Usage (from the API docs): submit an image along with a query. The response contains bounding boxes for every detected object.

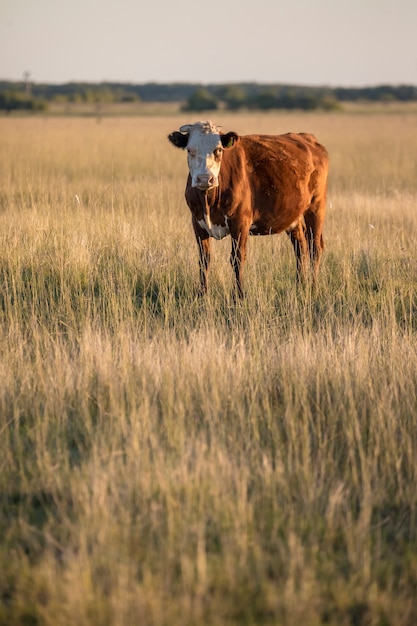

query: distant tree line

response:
[0,89,48,113]
[182,86,342,112]
[1,80,416,113]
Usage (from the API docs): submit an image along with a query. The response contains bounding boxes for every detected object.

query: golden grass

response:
[1,112,417,626]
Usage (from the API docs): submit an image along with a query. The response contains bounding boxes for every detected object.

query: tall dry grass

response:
[1,112,417,626]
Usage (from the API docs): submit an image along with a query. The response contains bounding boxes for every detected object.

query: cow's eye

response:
[187,149,196,157]
[214,148,223,160]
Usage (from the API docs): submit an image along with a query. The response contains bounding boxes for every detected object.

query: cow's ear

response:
[221,132,239,149]
[168,131,189,149]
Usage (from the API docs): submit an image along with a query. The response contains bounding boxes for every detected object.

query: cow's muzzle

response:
[195,174,218,190]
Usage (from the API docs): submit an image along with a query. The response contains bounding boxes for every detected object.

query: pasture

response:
[1,111,417,626]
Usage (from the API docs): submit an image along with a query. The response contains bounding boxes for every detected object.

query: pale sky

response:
[1,0,416,86]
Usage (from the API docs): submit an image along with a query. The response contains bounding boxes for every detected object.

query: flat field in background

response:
[1,111,417,626]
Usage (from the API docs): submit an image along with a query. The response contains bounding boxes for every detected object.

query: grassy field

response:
[1,111,417,626]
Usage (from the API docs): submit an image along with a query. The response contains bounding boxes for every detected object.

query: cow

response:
[168,120,329,298]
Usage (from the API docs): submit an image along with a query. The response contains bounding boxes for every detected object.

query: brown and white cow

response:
[168,120,329,298]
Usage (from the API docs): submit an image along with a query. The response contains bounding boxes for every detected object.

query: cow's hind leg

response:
[287,218,309,281]
[304,200,325,280]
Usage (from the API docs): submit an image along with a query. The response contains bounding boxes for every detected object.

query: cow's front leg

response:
[230,228,249,299]
[197,236,211,295]
[192,216,211,295]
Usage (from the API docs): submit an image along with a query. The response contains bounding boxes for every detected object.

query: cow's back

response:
[238,132,328,180]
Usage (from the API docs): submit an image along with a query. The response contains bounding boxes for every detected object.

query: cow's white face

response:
[168,121,238,191]
[186,126,223,190]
